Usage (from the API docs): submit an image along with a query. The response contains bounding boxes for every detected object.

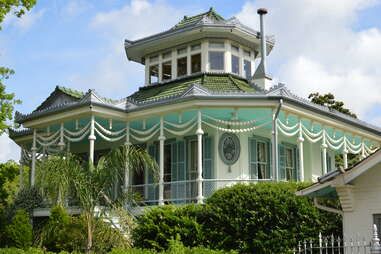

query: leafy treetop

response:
[0,0,37,29]
[308,92,357,118]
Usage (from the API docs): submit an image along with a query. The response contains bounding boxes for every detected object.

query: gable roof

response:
[296,149,381,198]
[35,86,84,111]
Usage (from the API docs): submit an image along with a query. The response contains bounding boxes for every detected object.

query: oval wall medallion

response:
[218,132,240,165]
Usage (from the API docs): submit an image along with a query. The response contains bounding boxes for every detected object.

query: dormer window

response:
[244,60,251,79]
[191,53,201,73]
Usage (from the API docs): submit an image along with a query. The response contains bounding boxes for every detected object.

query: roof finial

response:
[209,7,214,12]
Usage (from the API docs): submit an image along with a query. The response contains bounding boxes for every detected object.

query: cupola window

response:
[244,59,251,79]
[231,55,240,75]
[209,41,224,49]
[162,61,172,81]
[177,56,187,77]
[209,51,224,71]
[162,51,172,59]
[149,64,159,84]
[191,43,201,51]
[191,53,201,74]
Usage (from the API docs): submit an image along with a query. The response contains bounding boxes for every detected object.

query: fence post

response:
[371,224,381,254]
[319,232,323,254]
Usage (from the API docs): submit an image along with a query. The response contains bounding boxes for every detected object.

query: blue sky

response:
[1,0,381,161]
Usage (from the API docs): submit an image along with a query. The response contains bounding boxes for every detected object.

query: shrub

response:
[4,209,32,249]
[40,206,84,252]
[9,187,43,218]
[202,182,341,253]
[132,182,341,253]
[132,205,204,251]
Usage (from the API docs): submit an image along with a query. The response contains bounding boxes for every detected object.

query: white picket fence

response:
[294,225,381,254]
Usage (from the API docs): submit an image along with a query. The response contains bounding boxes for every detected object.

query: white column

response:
[322,129,328,175]
[343,138,348,169]
[298,121,304,182]
[196,110,204,204]
[88,115,96,164]
[58,122,65,150]
[225,40,231,73]
[202,40,209,72]
[272,110,279,181]
[124,122,131,191]
[171,48,177,79]
[31,129,37,186]
[158,117,166,205]
[186,46,191,75]
[145,58,150,85]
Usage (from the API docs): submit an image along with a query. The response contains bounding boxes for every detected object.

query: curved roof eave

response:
[15,94,381,137]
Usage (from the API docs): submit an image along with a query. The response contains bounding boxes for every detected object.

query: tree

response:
[36,145,158,253]
[4,209,33,249]
[308,92,357,118]
[0,161,19,210]
[0,0,37,133]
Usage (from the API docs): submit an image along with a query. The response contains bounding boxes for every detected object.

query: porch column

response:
[31,129,37,186]
[88,115,96,164]
[196,110,204,204]
[158,117,166,205]
[124,122,131,191]
[322,130,328,175]
[272,109,279,181]
[297,121,304,182]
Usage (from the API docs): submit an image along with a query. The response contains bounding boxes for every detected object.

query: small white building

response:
[297,149,381,240]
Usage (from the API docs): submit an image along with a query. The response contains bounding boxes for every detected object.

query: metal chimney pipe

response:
[257,8,268,76]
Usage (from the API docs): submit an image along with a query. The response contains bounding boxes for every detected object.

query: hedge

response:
[132,182,342,253]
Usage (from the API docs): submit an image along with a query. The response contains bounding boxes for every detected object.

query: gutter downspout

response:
[272,99,283,182]
[314,198,343,215]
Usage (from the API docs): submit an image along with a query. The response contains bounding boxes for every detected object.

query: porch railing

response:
[129,178,272,205]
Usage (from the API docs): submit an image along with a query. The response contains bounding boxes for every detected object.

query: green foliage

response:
[4,209,32,249]
[40,206,84,252]
[132,205,204,251]
[308,92,357,118]
[0,0,36,27]
[0,161,20,210]
[10,187,43,216]
[133,183,341,253]
[203,182,341,253]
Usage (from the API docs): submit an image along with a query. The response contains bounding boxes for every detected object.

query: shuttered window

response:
[249,136,271,180]
[279,142,299,181]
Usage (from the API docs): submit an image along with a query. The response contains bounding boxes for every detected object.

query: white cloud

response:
[61,0,93,17]
[236,0,381,120]
[3,9,45,31]
[0,134,20,163]
[66,0,187,98]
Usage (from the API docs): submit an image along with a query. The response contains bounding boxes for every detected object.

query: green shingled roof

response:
[173,7,225,29]
[57,86,84,99]
[128,73,256,104]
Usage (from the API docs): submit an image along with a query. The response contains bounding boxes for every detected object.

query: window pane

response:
[177,57,187,77]
[191,53,201,73]
[209,51,224,70]
[285,148,293,168]
[162,61,172,81]
[257,142,266,163]
[244,60,251,79]
[209,41,224,49]
[231,55,240,74]
[149,65,159,84]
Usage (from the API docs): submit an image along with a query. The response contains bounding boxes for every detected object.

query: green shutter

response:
[249,138,257,179]
[203,136,213,198]
[278,144,286,180]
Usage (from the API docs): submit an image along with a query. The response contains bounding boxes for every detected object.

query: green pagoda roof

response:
[127,72,257,104]
[173,7,225,29]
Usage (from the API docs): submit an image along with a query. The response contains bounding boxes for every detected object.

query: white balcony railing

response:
[129,178,272,205]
